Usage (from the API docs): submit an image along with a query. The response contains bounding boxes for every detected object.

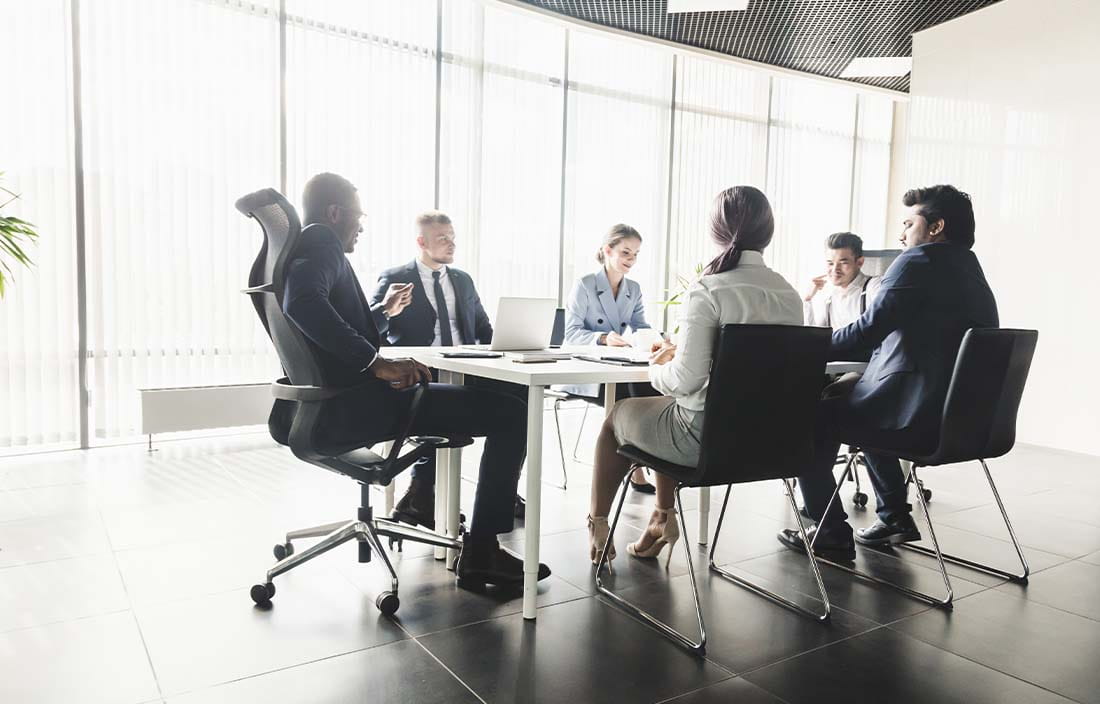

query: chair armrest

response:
[272,377,378,402]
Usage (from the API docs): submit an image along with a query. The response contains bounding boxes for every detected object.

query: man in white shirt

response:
[803,232,882,332]
[369,212,525,528]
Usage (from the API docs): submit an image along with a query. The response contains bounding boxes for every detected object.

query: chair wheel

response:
[273,542,294,560]
[375,591,400,616]
[922,488,932,502]
[250,582,275,605]
[853,492,868,508]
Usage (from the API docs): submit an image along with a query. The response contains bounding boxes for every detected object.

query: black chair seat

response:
[617,445,695,483]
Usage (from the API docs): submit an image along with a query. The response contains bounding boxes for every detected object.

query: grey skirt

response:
[608,396,705,467]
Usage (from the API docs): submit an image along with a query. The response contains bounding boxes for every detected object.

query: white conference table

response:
[380,345,867,620]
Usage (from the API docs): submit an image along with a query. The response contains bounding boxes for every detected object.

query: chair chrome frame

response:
[595,477,707,655]
[710,479,831,623]
[546,392,598,490]
[811,456,1029,610]
[595,475,832,657]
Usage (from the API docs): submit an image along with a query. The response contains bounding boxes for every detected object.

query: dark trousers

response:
[410,376,528,490]
[796,394,934,537]
[325,381,527,537]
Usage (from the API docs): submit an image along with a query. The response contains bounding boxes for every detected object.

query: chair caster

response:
[250,582,275,605]
[273,542,294,560]
[852,492,868,508]
[922,488,932,502]
[375,591,400,616]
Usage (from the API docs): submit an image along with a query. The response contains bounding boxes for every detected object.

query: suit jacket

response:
[564,269,650,345]
[831,242,999,436]
[282,223,385,388]
[562,269,652,396]
[369,260,493,346]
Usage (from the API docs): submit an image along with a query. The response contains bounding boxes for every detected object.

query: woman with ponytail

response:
[586,186,803,565]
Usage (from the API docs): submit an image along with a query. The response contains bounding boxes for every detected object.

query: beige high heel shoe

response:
[588,515,616,565]
[627,507,680,568]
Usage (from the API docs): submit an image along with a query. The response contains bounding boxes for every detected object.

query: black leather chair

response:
[815,328,1038,608]
[600,324,833,655]
[236,188,472,616]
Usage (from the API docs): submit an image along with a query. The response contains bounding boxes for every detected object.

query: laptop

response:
[464,297,558,352]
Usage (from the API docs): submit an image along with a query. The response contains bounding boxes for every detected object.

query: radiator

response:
[140,383,273,436]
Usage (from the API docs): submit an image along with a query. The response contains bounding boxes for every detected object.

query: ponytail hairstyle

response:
[704,186,774,275]
[595,223,642,264]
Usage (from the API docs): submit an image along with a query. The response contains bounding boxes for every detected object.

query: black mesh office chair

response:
[599,324,833,655]
[815,328,1038,608]
[236,188,472,616]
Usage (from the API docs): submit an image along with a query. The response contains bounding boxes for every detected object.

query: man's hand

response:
[802,275,826,302]
[370,357,431,389]
[649,340,676,365]
[381,283,414,317]
[604,331,630,347]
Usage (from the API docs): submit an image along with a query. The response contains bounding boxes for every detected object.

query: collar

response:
[738,250,765,267]
[416,259,447,278]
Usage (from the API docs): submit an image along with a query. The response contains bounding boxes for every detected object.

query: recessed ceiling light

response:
[840,57,913,78]
[666,0,750,13]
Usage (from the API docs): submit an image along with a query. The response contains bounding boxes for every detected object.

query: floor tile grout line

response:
[101,505,167,704]
[880,621,1090,704]
[402,591,597,641]
[652,675,794,704]
[736,623,892,680]
[409,636,490,704]
[0,606,135,637]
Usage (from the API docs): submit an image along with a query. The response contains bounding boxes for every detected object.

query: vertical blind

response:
[0,0,79,450]
[0,0,898,452]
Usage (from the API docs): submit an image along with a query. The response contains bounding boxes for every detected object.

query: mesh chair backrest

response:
[930,328,1038,464]
[550,308,566,347]
[235,188,327,388]
[687,324,831,487]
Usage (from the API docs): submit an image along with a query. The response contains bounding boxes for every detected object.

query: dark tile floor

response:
[1,410,1098,704]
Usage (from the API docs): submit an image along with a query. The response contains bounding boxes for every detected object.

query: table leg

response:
[434,371,453,561]
[447,373,464,568]
[698,487,710,546]
[523,384,545,620]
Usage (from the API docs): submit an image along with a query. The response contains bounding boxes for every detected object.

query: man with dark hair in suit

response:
[779,184,999,559]
[281,173,548,587]
[370,211,527,529]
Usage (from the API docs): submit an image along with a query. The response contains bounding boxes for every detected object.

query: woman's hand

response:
[649,340,676,365]
[604,331,630,347]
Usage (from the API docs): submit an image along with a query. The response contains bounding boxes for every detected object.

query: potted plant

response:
[0,174,38,297]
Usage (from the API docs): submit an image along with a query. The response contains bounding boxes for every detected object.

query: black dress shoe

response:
[391,479,435,530]
[629,478,656,494]
[455,537,550,589]
[777,525,856,562]
[854,515,921,547]
[514,495,526,519]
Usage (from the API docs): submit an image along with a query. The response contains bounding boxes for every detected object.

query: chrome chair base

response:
[595,478,706,655]
[252,505,462,614]
[710,479,831,623]
[595,476,833,657]
[811,457,1029,609]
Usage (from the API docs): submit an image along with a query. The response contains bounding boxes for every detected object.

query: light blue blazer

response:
[562,269,651,397]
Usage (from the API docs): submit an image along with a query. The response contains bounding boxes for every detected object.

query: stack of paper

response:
[504,350,573,363]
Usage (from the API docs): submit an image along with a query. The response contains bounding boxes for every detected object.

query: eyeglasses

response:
[335,204,366,220]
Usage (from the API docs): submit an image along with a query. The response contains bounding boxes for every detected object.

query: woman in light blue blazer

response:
[565,223,660,493]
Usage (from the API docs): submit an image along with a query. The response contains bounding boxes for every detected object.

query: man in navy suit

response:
[369,212,526,529]
[779,185,999,560]
[281,174,548,587]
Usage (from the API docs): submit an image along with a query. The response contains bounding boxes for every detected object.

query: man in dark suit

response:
[280,173,549,587]
[369,212,526,529]
[779,185,999,560]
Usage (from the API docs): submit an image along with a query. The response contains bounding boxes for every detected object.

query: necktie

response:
[432,270,454,346]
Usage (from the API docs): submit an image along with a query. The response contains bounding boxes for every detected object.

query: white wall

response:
[901,0,1100,455]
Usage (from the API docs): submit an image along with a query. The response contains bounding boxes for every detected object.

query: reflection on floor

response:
[2,405,1099,704]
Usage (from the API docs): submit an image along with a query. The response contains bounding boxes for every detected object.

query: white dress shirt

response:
[803,271,882,331]
[649,250,803,412]
[416,259,464,346]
